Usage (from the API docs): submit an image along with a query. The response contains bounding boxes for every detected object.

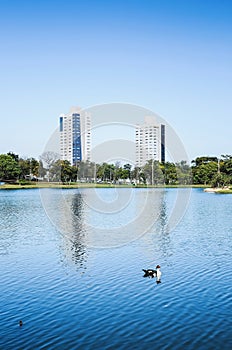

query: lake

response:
[0,188,232,349]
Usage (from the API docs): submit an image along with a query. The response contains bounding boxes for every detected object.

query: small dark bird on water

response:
[19,320,23,327]
[142,265,161,281]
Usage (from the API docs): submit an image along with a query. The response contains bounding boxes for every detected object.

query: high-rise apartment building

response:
[59,107,91,165]
[135,116,165,167]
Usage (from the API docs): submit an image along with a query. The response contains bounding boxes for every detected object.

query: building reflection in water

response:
[82,188,168,249]
[155,199,173,261]
[40,188,187,268]
[138,189,174,265]
[40,189,88,270]
[68,193,88,268]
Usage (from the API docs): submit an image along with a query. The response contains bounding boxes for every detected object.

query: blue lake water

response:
[0,188,232,349]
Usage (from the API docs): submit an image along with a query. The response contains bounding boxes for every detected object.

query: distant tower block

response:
[135,116,165,167]
[59,107,91,165]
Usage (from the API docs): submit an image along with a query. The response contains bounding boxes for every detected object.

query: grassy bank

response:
[216,189,232,194]
[0,182,210,190]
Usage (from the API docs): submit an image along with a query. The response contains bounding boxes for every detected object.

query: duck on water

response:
[142,265,161,283]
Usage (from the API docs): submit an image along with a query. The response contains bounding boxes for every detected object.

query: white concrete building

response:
[135,116,165,167]
[59,107,91,165]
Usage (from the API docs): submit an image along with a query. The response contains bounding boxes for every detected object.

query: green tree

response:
[48,160,61,181]
[143,160,164,185]
[96,163,115,182]
[131,166,141,183]
[49,160,76,182]
[123,163,132,179]
[191,157,218,185]
[162,162,177,185]
[0,154,20,181]
[60,160,74,183]
[38,160,47,179]
[211,173,230,188]
[192,156,218,167]
[221,155,232,177]
[18,158,30,178]
[176,161,192,184]
[7,152,19,162]
[30,158,39,177]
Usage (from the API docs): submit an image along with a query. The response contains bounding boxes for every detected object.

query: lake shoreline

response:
[1,183,231,193]
[204,187,232,194]
[0,182,209,190]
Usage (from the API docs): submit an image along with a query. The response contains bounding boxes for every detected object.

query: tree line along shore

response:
[0,152,232,192]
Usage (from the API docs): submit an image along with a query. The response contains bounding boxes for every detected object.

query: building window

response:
[60,117,63,132]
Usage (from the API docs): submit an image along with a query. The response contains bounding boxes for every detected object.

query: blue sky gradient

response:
[0,0,231,160]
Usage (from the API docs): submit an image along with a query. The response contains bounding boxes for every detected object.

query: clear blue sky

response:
[0,0,231,161]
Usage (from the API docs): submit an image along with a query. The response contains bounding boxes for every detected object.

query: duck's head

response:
[156,265,161,269]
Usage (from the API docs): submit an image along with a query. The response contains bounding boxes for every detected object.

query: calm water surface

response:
[0,188,231,349]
